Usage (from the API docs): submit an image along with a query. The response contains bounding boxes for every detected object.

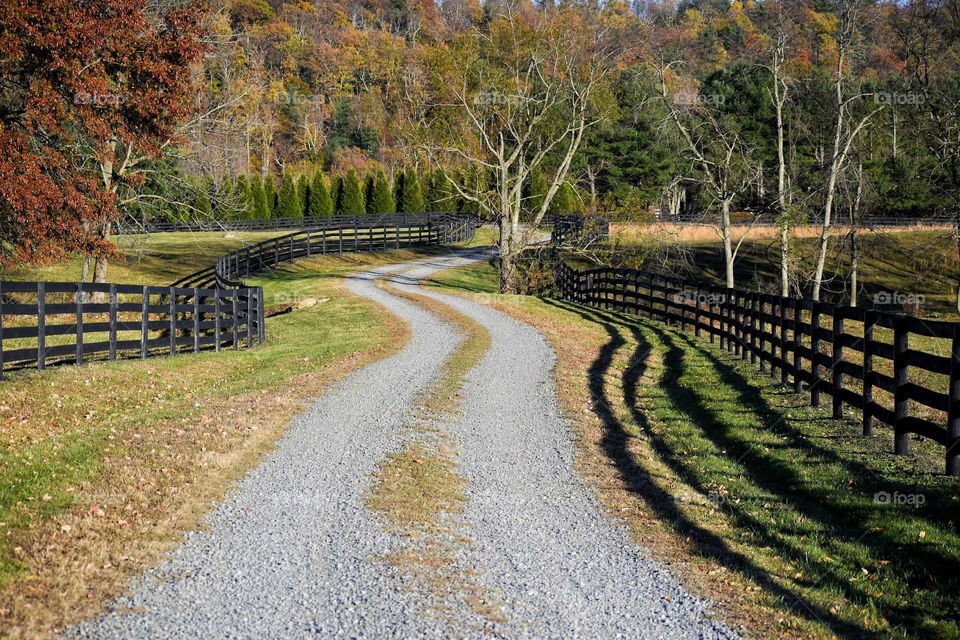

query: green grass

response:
[429,261,960,639]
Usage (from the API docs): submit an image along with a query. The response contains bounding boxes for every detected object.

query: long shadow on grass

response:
[557,297,960,636]
[540,298,855,636]
[643,323,960,635]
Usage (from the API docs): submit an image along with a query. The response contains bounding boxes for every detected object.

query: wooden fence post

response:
[758,297,767,372]
[811,302,822,407]
[169,286,178,355]
[780,298,789,384]
[141,286,149,359]
[193,288,201,353]
[37,282,45,370]
[76,283,84,365]
[793,302,803,393]
[232,293,239,351]
[893,316,910,455]
[306,231,312,257]
[214,291,222,352]
[948,324,960,476]
[109,284,118,361]
[246,291,254,347]
[832,311,844,419]
[694,287,701,337]
[862,311,876,436]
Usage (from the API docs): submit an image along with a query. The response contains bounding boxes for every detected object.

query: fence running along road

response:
[555,262,960,476]
[0,213,476,377]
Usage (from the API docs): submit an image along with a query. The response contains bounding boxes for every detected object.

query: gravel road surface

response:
[67,249,738,639]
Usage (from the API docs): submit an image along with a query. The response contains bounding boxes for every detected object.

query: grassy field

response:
[428,260,960,639]
[610,224,960,318]
[0,242,445,638]
[0,231,287,285]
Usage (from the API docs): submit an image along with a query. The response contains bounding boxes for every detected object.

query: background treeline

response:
[171,167,582,221]
[164,0,960,221]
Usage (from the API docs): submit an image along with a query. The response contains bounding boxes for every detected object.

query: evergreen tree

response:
[234,174,251,219]
[338,169,365,215]
[252,174,270,219]
[263,173,276,217]
[393,170,405,210]
[368,170,396,214]
[331,174,344,212]
[524,169,548,216]
[400,168,425,213]
[276,172,299,218]
[548,181,579,214]
[308,171,334,216]
[364,173,376,214]
[297,174,309,217]
[214,176,233,220]
[193,180,213,219]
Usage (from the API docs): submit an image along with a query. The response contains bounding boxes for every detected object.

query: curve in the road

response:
[66,249,737,639]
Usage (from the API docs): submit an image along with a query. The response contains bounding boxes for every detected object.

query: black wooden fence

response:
[554,262,960,476]
[0,282,263,376]
[172,212,476,289]
[1,213,476,376]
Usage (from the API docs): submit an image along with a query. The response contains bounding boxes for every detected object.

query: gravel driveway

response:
[66,250,738,639]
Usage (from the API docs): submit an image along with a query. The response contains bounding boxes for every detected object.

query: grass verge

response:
[427,260,960,640]
[366,276,504,627]
[0,249,435,638]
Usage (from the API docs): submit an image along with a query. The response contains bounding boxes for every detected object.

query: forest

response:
[4,0,960,292]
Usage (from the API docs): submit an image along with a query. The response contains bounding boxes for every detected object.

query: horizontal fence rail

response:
[554,262,960,476]
[1,213,476,376]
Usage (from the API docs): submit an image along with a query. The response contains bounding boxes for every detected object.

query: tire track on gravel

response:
[67,249,738,639]
[65,253,486,639]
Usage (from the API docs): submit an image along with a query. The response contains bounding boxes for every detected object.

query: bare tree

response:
[811,0,882,300]
[653,56,756,288]
[421,5,625,292]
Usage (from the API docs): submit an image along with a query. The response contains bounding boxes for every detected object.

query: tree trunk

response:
[780,223,790,297]
[721,199,734,289]
[498,215,516,294]
[850,228,858,307]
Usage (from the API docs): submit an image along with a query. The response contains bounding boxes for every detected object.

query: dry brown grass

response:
[366,278,505,628]
[611,222,953,245]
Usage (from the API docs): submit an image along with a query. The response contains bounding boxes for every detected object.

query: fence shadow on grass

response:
[540,297,960,637]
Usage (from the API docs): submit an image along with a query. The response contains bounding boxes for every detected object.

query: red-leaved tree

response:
[0,0,204,276]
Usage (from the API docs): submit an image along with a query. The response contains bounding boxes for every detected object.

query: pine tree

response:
[400,168,425,213]
[251,174,269,219]
[296,174,309,217]
[308,171,333,217]
[364,174,376,214]
[338,169,365,215]
[524,169,548,216]
[263,173,276,217]
[214,176,233,220]
[393,170,405,210]
[331,174,344,212]
[548,181,579,214]
[368,170,396,214]
[194,180,213,220]
[276,172,299,218]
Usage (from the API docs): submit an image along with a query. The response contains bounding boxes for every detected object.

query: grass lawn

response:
[0,246,441,638]
[428,260,960,639]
